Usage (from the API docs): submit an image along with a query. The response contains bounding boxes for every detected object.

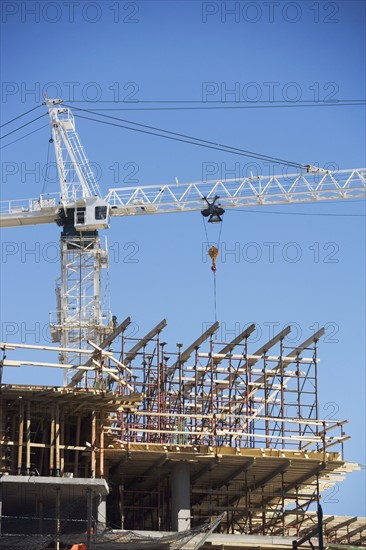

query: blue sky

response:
[1,0,365,517]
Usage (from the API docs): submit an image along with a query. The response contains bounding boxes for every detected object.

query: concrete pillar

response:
[97,495,107,531]
[0,483,3,536]
[86,489,93,550]
[171,462,191,532]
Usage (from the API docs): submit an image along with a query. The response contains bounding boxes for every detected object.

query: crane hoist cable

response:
[201,198,225,322]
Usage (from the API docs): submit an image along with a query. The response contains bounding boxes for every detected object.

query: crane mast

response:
[0,99,365,387]
[45,98,113,383]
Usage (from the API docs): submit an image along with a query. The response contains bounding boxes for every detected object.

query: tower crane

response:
[0,97,365,385]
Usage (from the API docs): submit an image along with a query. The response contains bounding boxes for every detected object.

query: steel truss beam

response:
[1,169,365,228]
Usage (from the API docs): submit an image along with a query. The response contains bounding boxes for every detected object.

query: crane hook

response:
[208,245,219,272]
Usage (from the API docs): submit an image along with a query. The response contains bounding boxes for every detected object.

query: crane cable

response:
[73,112,304,169]
[0,113,47,140]
[41,139,52,194]
[0,123,49,150]
[202,218,224,322]
[0,104,42,128]
[68,101,366,112]
[65,105,305,169]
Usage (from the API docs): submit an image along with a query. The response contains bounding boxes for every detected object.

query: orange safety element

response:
[208,245,219,272]
[70,545,86,550]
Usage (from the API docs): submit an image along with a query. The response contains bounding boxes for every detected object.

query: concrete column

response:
[0,483,3,536]
[97,495,107,531]
[86,489,93,550]
[171,462,191,532]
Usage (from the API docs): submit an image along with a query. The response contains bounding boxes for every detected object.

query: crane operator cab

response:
[73,197,110,231]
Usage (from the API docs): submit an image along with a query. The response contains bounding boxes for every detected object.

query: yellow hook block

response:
[208,246,219,271]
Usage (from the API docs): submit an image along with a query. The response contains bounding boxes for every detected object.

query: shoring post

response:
[264,354,269,440]
[228,352,233,445]
[226,485,229,533]
[322,421,327,461]
[17,399,24,474]
[55,402,60,477]
[99,411,105,478]
[209,335,215,446]
[39,419,47,475]
[142,345,147,442]
[26,400,31,475]
[86,488,93,550]
[295,487,300,536]
[74,414,81,477]
[49,402,55,476]
[245,469,249,534]
[11,412,16,473]
[161,342,168,441]
[194,346,199,444]
[157,335,161,441]
[296,358,301,449]
[280,338,285,444]
[121,326,125,365]
[281,472,285,536]
[244,337,249,447]
[318,502,324,550]
[60,409,65,476]
[91,410,96,478]
[157,470,161,530]
[177,343,183,445]
[248,481,252,533]
[119,480,124,529]
[314,339,319,436]
[55,487,60,550]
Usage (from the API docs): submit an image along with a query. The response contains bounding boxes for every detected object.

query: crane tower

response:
[46,98,113,377]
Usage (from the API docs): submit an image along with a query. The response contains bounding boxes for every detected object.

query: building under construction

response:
[1,318,365,549]
[1,101,365,549]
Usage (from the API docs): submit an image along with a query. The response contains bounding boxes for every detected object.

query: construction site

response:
[0,99,366,549]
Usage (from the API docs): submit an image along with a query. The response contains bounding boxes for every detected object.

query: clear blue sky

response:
[1,0,365,517]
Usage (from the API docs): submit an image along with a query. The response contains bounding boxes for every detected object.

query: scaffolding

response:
[0,320,362,544]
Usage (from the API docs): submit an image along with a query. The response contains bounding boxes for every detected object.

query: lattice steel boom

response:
[1,168,365,228]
